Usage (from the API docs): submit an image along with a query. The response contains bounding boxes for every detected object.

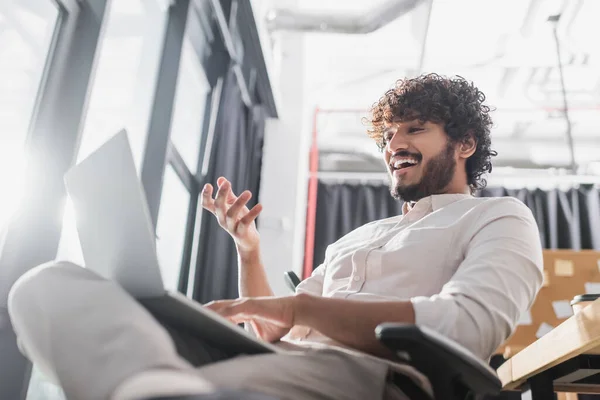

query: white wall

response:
[254,1,312,296]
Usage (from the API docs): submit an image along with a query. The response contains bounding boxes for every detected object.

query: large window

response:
[170,38,210,174]
[56,0,169,264]
[0,0,59,239]
[155,36,211,291]
[74,0,166,170]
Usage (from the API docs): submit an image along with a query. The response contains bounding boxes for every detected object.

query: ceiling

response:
[257,0,600,174]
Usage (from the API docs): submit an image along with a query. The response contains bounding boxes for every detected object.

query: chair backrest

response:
[496,250,600,358]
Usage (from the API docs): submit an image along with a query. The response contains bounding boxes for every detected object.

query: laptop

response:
[63,130,279,355]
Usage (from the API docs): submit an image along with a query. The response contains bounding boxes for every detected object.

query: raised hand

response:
[201,177,263,252]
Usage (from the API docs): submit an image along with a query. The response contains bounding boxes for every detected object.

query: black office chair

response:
[282,271,502,400]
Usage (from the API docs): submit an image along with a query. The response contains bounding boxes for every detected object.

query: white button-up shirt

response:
[283,194,544,362]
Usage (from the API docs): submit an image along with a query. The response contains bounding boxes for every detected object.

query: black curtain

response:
[193,69,266,303]
[313,181,404,271]
[312,181,600,271]
[479,186,600,250]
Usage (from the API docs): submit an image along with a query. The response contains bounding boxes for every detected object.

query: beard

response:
[389,141,456,202]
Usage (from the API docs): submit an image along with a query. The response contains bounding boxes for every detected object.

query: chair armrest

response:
[284,271,301,292]
[376,323,501,399]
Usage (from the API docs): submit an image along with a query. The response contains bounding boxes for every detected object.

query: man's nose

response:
[386,132,409,154]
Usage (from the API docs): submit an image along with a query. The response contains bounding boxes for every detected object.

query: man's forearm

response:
[294,294,416,357]
[237,247,274,297]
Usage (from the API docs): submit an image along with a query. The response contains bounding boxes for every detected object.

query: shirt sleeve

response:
[410,198,544,360]
[295,263,326,296]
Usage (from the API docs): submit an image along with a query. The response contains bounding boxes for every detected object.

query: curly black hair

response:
[366,73,497,191]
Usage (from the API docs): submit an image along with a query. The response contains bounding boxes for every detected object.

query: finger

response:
[214,181,231,224]
[231,311,283,327]
[214,180,230,206]
[228,314,251,325]
[218,178,236,198]
[226,191,251,223]
[236,203,262,234]
[250,320,272,342]
[200,184,216,214]
[217,178,240,204]
[223,184,240,206]
[241,203,262,225]
[250,320,263,338]
[226,188,239,205]
[215,299,256,320]
[205,297,251,313]
[204,300,232,312]
[207,311,248,325]
[217,181,240,207]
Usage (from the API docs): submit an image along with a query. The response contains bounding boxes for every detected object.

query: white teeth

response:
[393,158,418,169]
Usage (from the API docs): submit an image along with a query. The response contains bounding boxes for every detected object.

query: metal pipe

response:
[303,107,321,279]
[266,0,425,34]
[316,171,600,186]
[311,105,600,115]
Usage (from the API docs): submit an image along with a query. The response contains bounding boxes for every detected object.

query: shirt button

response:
[353,276,361,281]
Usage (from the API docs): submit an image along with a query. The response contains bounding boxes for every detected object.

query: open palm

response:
[201,177,262,251]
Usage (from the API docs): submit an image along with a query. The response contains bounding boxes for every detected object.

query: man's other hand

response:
[205,296,296,343]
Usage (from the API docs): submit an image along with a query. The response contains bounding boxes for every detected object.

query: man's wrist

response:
[293,292,315,326]
[237,245,261,263]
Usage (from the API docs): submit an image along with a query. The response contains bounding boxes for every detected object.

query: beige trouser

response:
[8,262,408,400]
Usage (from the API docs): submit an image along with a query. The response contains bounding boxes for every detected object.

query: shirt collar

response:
[403,193,472,215]
[431,193,473,211]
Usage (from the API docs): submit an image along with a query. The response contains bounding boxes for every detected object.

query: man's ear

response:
[458,132,477,159]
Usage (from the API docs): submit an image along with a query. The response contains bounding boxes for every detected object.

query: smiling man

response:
[8,74,544,400]
[200,73,543,364]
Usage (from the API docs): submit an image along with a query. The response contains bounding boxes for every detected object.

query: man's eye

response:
[408,128,423,134]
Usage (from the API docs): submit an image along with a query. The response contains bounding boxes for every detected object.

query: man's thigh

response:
[194,349,392,400]
[151,315,411,399]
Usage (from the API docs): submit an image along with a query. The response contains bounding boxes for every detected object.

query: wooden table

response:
[498,298,600,397]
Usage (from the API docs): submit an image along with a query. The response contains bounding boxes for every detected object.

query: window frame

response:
[0,0,278,397]
[0,0,109,398]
